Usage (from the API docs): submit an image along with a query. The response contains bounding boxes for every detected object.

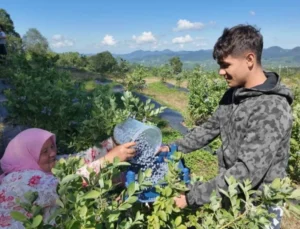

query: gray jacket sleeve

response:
[174,107,221,153]
[186,99,293,206]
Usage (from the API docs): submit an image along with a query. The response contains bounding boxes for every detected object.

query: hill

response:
[114,46,300,69]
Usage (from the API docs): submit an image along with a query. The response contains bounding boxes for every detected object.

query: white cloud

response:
[51,34,74,48]
[250,11,256,16]
[195,42,208,47]
[174,19,204,31]
[101,34,116,46]
[132,31,157,44]
[172,35,193,44]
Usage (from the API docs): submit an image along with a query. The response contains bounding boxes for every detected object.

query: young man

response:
[162,25,293,213]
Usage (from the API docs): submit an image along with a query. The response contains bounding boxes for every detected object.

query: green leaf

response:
[79,206,87,218]
[31,215,43,228]
[81,190,100,199]
[24,191,39,203]
[99,178,104,188]
[127,182,136,196]
[108,211,120,223]
[175,216,182,226]
[271,178,281,189]
[165,187,172,197]
[11,211,27,222]
[113,157,121,164]
[144,168,152,178]
[138,170,144,183]
[126,196,138,204]
[290,189,300,199]
[56,198,64,208]
[115,162,131,167]
[61,174,79,184]
[219,189,230,198]
[158,211,167,221]
[119,203,132,211]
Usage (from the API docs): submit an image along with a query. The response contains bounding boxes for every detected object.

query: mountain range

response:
[114,46,300,69]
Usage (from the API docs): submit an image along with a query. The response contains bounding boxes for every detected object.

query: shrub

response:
[125,65,148,91]
[11,152,300,228]
[188,67,227,124]
[4,65,164,153]
[288,86,300,182]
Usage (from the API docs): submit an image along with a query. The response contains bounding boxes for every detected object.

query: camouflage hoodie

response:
[175,72,294,206]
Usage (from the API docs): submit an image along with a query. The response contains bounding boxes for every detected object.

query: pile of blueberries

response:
[129,134,168,185]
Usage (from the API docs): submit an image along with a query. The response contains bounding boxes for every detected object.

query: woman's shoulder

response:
[1,170,57,187]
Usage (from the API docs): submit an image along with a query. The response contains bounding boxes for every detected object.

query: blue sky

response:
[2,0,300,54]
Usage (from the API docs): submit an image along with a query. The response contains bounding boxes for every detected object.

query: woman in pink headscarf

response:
[0,128,135,228]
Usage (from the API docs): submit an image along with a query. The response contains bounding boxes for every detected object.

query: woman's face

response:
[38,138,57,172]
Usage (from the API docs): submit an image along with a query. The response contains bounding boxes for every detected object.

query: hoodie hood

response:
[234,72,294,105]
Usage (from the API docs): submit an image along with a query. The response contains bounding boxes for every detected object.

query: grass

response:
[143,81,189,112]
[160,125,218,181]
[282,74,300,88]
[144,77,189,88]
[184,150,218,181]
[142,80,196,127]
[282,208,300,229]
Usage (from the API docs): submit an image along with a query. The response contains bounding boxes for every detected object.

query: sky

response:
[2,0,300,54]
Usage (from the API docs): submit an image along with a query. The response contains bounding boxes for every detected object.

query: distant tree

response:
[23,28,49,54]
[115,58,131,83]
[89,51,118,73]
[150,66,160,77]
[57,52,87,68]
[126,65,147,91]
[0,8,22,54]
[169,56,183,75]
[159,64,172,83]
[0,9,20,37]
[118,58,130,74]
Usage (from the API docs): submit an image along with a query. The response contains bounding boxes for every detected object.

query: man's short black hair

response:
[213,24,263,65]
[0,25,3,30]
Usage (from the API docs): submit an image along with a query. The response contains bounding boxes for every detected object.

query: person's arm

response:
[185,98,293,206]
[76,142,136,178]
[56,138,115,163]
[174,106,221,153]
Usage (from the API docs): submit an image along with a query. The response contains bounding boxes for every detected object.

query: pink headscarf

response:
[0,128,56,182]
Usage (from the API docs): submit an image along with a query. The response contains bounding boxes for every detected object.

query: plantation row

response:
[1,8,300,228]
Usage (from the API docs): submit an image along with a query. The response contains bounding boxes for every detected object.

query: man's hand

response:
[155,145,170,155]
[174,193,188,209]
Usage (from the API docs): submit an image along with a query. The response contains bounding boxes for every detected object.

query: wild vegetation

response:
[1,8,300,228]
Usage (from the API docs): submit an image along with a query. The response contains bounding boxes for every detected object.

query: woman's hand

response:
[107,142,136,162]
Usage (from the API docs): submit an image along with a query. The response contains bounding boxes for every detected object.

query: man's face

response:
[217,55,250,88]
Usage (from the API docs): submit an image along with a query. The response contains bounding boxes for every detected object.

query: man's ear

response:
[246,53,255,68]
